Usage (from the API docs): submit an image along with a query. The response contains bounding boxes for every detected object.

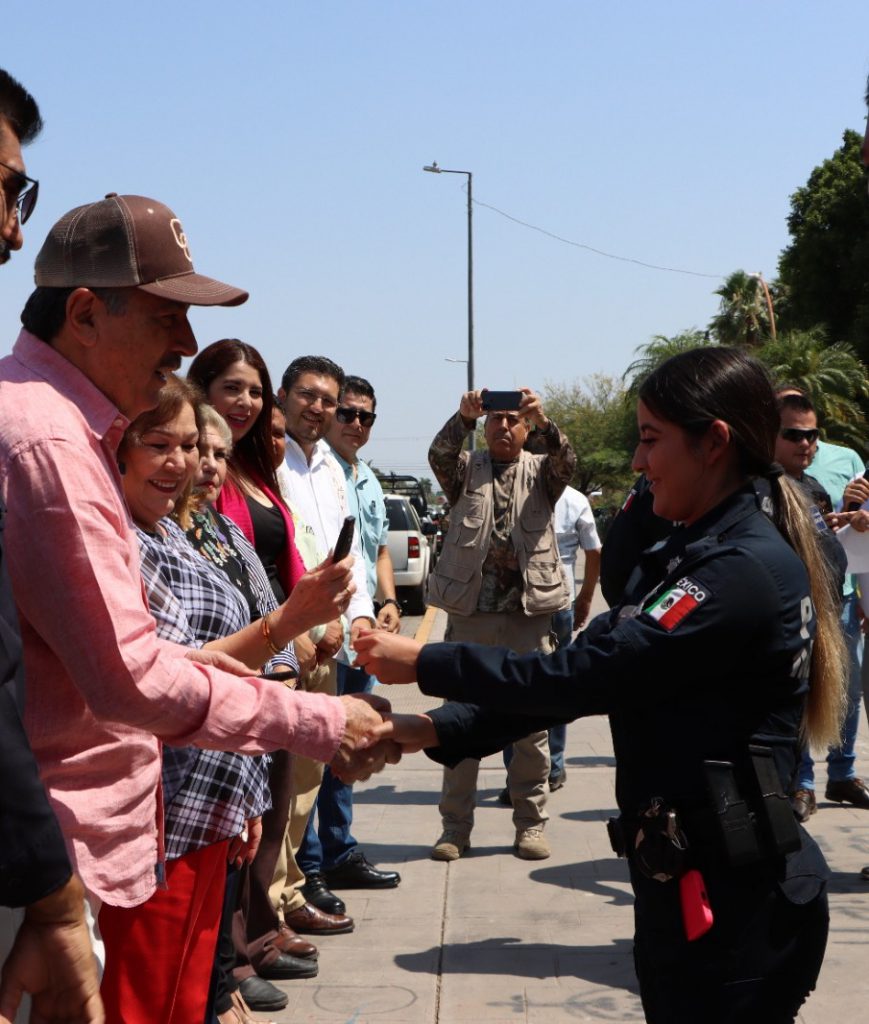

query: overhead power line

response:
[467,193,724,281]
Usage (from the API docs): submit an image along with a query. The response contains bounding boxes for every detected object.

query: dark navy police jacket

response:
[423,484,817,823]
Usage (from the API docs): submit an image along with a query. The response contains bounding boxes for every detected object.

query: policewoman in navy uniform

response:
[354,347,846,1024]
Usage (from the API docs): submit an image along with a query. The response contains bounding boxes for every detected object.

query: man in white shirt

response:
[275,356,381,934]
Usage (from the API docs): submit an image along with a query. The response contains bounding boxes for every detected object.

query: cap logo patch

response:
[644,576,708,631]
[170,218,192,263]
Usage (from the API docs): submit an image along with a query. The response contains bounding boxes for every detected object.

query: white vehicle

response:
[384,494,431,614]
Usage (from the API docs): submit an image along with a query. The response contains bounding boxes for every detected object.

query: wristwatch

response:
[380,597,402,617]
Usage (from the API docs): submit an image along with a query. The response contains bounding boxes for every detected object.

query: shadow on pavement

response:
[353,785,441,806]
[527,858,634,906]
[566,754,617,768]
[560,807,619,823]
[394,935,637,989]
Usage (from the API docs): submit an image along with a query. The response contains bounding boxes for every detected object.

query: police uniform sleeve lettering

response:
[417,545,809,720]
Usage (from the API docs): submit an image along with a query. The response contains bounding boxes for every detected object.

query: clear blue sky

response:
[4,3,869,477]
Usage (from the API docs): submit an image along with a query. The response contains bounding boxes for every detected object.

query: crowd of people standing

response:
[2,65,869,1024]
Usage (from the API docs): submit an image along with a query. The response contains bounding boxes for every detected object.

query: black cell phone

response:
[261,668,299,682]
[481,390,523,412]
[332,514,356,562]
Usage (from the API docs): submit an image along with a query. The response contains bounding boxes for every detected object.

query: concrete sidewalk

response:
[269,596,869,1023]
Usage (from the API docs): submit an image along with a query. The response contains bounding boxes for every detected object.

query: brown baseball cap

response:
[34,193,248,307]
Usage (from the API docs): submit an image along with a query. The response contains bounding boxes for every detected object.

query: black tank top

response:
[245,495,287,604]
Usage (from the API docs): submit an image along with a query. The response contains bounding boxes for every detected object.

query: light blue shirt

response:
[810,439,866,598]
[810,439,865,510]
[329,450,389,600]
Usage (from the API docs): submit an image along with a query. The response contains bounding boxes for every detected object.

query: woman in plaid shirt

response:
[118,377,351,1023]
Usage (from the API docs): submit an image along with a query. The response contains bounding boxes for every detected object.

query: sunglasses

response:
[336,406,376,427]
[0,160,38,225]
[779,427,819,444]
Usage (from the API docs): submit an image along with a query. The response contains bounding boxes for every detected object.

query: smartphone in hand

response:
[332,515,356,563]
[481,390,523,412]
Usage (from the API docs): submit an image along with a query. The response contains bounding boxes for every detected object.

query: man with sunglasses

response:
[774,390,868,823]
[0,68,104,1024]
[0,83,37,267]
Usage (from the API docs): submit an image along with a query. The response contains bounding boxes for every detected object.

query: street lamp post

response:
[424,161,475,450]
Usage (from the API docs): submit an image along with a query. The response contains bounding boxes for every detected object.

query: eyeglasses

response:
[291,387,338,411]
[0,160,38,225]
[336,406,376,427]
[780,427,819,444]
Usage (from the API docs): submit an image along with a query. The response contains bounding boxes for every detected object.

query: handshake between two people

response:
[329,631,438,783]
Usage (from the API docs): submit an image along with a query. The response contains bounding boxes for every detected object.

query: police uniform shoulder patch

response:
[644,576,709,632]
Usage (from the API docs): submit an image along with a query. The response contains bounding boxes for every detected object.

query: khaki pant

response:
[439,609,552,835]
[269,659,337,914]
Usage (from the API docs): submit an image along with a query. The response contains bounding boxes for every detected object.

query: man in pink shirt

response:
[0,193,394,1021]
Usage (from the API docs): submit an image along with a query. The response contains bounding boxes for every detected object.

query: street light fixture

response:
[424,161,475,450]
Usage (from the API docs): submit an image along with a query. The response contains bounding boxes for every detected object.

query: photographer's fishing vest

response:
[428,449,569,617]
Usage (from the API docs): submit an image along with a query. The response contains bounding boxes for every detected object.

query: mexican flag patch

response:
[644,577,708,632]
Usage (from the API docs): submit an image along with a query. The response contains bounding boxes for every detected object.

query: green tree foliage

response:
[758,328,869,451]
[623,329,710,395]
[418,476,437,502]
[776,129,869,360]
[709,270,774,347]
[541,374,637,497]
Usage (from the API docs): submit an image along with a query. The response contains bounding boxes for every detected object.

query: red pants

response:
[99,841,228,1024]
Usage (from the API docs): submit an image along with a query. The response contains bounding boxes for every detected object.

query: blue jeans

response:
[297,662,374,874]
[504,607,573,779]
[797,593,864,789]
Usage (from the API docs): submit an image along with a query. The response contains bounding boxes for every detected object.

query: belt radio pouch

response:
[703,760,762,867]
[747,745,801,857]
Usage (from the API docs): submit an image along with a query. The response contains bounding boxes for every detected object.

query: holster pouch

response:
[747,744,801,857]
[703,760,762,867]
[703,746,801,867]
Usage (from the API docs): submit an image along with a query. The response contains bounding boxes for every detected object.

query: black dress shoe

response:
[825,777,869,808]
[548,770,566,792]
[324,850,401,889]
[300,872,346,915]
[238,976,288,1012]
[497,786,512,807]
[257,952,318,980]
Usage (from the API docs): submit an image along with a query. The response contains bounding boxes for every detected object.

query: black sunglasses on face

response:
[0,160,38,224]
[336,406,376,427]
[780,427,819,444]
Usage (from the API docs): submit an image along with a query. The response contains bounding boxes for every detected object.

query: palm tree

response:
[758,327,869,450]
[709,270,773,347]
[623,329,710,395]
